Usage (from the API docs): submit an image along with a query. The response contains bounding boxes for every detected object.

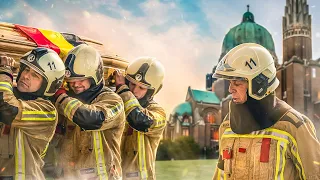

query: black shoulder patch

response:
[279,110,305,128]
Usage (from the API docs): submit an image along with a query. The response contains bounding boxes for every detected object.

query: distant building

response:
[166,0,320,153]
[165,87,221,153]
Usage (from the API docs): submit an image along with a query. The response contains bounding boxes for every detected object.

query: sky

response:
[0,0,320,115]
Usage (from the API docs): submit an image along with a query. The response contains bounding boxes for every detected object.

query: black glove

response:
[127,107,154,132]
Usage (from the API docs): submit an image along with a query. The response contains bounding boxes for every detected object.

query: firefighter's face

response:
[68,78,91,94]
[129,81,148,100]
[228,80,248,104]
[17,67,43,93]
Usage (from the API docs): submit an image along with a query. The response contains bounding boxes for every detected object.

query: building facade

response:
[166,0,320,155]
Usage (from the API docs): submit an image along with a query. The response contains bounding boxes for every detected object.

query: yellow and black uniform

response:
[212,96,320,180]
[0,67,57,180]
[117,84,166,180]
[0,47,65,180]
[53,44,126,180]
[55,87,125,180]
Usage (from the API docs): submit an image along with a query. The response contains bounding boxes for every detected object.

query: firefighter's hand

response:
[115,70,125,87]
[52,87,67,102]
[0,56,15,67]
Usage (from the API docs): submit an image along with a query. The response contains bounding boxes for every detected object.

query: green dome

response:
[172,102,192,116]
[219,7,277,62]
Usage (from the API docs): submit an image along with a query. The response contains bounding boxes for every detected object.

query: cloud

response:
[21,0,221,115]
[18,0,320,116]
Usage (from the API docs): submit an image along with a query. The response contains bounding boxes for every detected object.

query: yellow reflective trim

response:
[21,110,56,121]
[93,132,108,180]
[0,82,11,86]
[153,114,166,127]
[0,82,12,92]
[93,132,101,177]
[314,161,320,165]
[64,99,81,120]
[280,142,288,180]
[15,129,25,180]
[217,169,220,180]
[40,142,50,159]
[224,128,306,179]
[222,134,289,144]
[22,111,55,115]
[64,99,77,115]
[138,132,148,179]
[109,102,123,117]
[21,117,56,121]
[269,129,306,179]
[275,140,281,180]
[124,99,140,112]
[0,86,12,92]
[99,132,107,178]
[67,101,81,120]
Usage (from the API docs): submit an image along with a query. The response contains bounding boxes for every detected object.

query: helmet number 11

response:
[245,58,257,70]
[48,62,57,70]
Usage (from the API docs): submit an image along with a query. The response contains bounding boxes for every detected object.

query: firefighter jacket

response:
[54,86,125,180]
[116,85,166,180]
[0,67,58,180]
[212,97,320,180]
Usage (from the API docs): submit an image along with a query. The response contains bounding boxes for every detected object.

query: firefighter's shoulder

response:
[279,108,307,129]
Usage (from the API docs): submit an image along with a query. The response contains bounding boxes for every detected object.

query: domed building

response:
[166,6,279,156]
[219,6,278,64]
[166,1,320,156]
[166,87,221,156]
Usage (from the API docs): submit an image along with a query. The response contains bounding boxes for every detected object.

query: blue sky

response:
[0,0,319,113]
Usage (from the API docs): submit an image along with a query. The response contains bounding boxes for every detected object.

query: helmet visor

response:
[126,75,153,89]
[213,73,247,81]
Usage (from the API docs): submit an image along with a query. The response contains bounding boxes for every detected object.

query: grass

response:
[156,159,218,180]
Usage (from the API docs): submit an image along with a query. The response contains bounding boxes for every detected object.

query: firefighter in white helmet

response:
[52,44,125,179]
[0,48,65,180]
[212,43,320,180]
[115,57,166,180]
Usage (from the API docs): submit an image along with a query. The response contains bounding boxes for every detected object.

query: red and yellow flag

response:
[15,24,83,59]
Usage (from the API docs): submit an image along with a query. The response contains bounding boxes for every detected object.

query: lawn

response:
[156,159,218,180]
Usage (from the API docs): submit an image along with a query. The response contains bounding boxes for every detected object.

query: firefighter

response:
[53,44,125,180]
[115,57,166,180]
[212,43,320,180]
[0,48,65,180]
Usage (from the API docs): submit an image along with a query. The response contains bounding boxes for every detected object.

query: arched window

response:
[182,115,190,126]
[206,112,215,124]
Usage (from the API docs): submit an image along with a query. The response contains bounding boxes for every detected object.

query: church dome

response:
[219,6,278,63]
[172,102,192,116]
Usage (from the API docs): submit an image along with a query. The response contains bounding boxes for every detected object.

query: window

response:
[312,68,316,78]
[211,129,219,141]
[182,128,189,136]
[206,112,215,124]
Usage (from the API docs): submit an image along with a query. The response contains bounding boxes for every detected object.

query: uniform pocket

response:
[233,138,251,179]
[251,138,278,180]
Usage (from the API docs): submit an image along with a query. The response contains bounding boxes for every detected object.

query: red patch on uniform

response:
[223,148,232,159]
[260,138,271,162]
[126,127,133,136]
[238,147,246,153]
[2,125,11,135]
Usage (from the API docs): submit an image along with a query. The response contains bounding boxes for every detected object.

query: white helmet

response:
[213,43,279,100]
[18,48,66,97]
[126,57,165,98]
[64,44,104,85]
